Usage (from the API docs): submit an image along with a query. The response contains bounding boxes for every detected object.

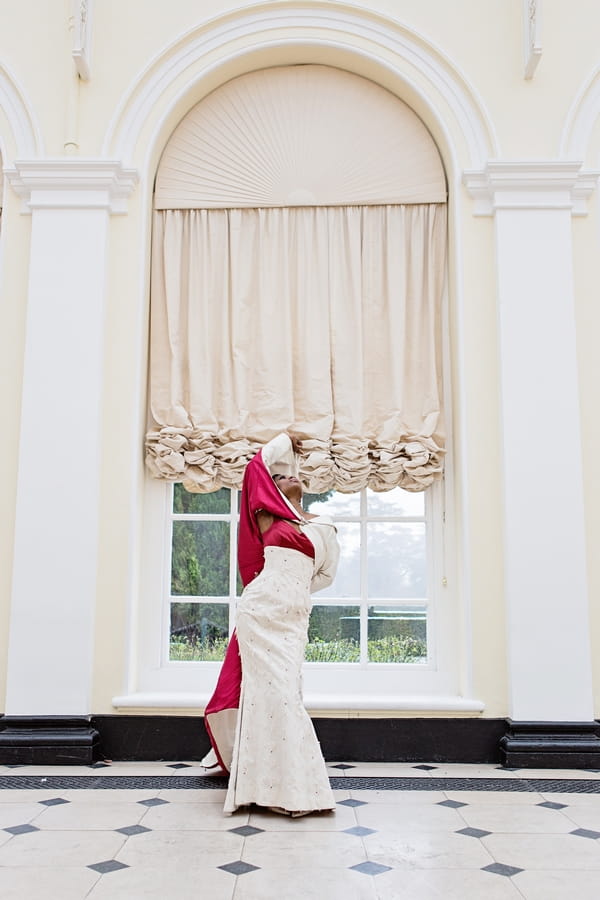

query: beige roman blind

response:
[146,66,447,493]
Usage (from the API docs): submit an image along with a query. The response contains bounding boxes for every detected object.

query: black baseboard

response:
[90,715,506,764]
[2,715,599,767]
[500,720,600,769]
[0,716,99,765]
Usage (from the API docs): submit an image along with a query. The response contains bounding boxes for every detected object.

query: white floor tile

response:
[0,829,126,867]
[444,789,545,805]
[0,866,99,900]
[363,830,494,869]
[157,787,228,803]
[0,803,45,828]
[34,800,146,830]
[350,789,447,804]
[233,867,378,900]
[241,829,368,868]
[248,804,357,831]
[141,800,247,830]
[513,868,600,899]
[460,802,575,834]
[86,862,236,900]
[482,832,600,870]
[115,828,243,869]
[355,801,465,833]
[561,802,600,831]
[374,867,524,899]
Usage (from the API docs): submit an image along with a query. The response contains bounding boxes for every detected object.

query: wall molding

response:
[5,159,139,213]
[103,1,498,170]
[463,160,600,215]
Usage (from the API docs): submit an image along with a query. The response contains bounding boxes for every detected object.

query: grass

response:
[170,634,426,663]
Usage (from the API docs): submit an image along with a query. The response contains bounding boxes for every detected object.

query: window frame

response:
[133,470,462,708]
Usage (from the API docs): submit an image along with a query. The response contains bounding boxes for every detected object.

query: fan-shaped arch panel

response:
[154,65,446,209]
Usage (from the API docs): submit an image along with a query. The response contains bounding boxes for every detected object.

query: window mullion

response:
[359,489,368,665]
[229,489,238,635]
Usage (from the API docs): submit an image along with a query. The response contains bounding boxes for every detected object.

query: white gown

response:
[223,436,339,815]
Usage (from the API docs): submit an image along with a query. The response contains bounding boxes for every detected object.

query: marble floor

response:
[0,761,599,899]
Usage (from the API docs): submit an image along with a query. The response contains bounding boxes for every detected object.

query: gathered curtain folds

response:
[146,203,447,494]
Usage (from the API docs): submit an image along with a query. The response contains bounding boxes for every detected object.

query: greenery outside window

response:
[169,485,429,665]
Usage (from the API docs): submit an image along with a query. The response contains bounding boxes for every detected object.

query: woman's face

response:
[273,473,303,501]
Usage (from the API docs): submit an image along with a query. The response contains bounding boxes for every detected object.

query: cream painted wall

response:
[1,1,599,719]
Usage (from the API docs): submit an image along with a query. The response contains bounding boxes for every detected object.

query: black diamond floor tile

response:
[438,799,468,808]
[218,860,260,876]
[39,797,70,806]
[571,828,600,840]
[538,800,568,810]
[4,823,39,835]
[457,826,492,839]
[343,826,377,837]
[350,861,392,876]
[413,764,437,771]
[88,860,130,875]
[482,862,524,877]
[331,764,356,770]
[137,797,169,807]
[228,825,265,837]
[116,824,152,836]
[167,763,192,769]
[338,798,368,808]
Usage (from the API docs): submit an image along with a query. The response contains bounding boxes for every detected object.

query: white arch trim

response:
[103,1,498,170]
[0,61,43,160]
[560,63,600,161]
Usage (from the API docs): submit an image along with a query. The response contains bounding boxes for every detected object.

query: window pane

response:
[304,490,360,517]
[171,521,230,596]
[367,522,426,598]
[368,605,427,663]
[170,602,229,661]
[173,485,231,514]
[306,605,360,662]
[367,488,424,517]
[317,522,361,598]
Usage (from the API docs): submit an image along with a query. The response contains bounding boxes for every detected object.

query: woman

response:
[202,432,339,816]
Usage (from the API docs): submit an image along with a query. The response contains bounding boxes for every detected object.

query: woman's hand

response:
[286,431,303,454]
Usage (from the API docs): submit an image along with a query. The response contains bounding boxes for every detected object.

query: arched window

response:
[138,66,457,709]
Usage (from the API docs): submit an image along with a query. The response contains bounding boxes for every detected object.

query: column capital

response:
[462,160,599,216]
[4,159,139,214]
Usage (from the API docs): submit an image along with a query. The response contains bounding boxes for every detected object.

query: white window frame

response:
[118,462,484,714]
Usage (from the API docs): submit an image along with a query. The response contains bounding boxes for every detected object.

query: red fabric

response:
[262,517,315,558]
[237,449,301,585]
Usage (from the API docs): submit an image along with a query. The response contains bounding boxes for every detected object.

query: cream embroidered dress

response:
[222,434,339,815]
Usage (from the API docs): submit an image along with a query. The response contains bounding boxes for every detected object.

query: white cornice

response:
[4,159,139,214]
[463,161,600,215]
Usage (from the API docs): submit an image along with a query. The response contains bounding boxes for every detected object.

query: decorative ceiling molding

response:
[463,161,599,216]
[5,159,139,214]
[155,66,446,209]
[523,0,542,80]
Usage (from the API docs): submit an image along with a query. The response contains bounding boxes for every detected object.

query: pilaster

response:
[464,160,600,767]
[1,160,138,763]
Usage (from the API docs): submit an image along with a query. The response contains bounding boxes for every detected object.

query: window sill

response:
[111,692,485,714]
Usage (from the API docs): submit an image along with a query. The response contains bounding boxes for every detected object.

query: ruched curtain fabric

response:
[146,203,446,493]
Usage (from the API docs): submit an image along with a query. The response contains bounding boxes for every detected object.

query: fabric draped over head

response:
[238,451,300,586]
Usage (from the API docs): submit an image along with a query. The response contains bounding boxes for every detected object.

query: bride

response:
[202,432,339,816]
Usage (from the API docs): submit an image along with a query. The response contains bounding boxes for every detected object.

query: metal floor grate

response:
[0,775,599,792]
